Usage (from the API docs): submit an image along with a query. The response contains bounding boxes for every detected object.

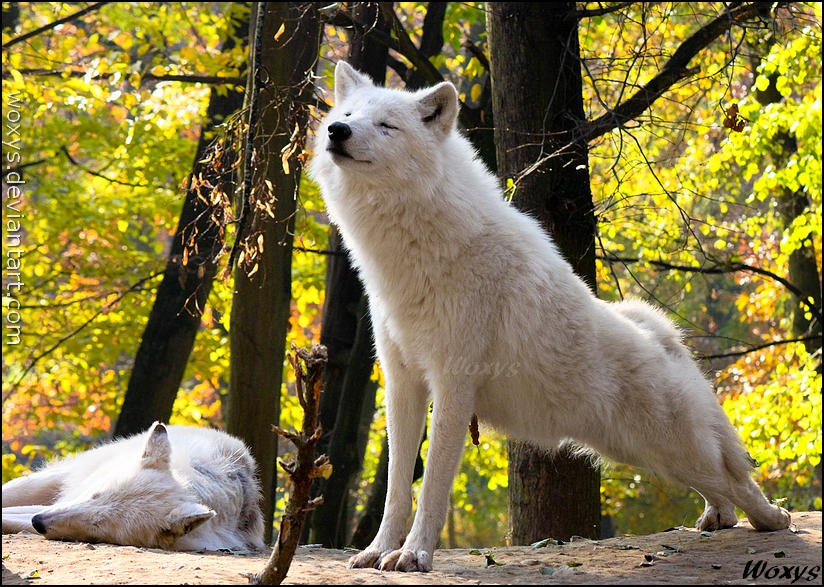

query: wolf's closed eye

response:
[379,122,398,130]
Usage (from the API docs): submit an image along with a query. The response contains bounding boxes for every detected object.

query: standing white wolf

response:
[2,422,265,551]
[310,61,791,572]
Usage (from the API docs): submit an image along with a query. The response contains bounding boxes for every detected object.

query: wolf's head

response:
[310,61,460,187]
[30,423,215,550]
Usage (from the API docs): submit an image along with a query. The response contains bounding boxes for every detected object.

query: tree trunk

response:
[226,1,322,545]
[305,2,390,548]
[487,1,601,543]
[114,8,248,439]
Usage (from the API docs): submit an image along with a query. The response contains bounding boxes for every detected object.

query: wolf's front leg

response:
[378,390,474,572]
[2,505,48,534]
[347,361,429,570]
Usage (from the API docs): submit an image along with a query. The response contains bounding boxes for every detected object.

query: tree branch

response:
[2,68,246,86]
[3,271,164,398]
[699,335,822,361]
[378,3,444,87]
[578,2,780,143]
[60,146,147,187]
[250,344,329,585]
[326,8,400,54]
[226,2,266,274]
[2,2,113,50]
[568,1,637,21]
[463,38,489,71]
[600,253,823,323]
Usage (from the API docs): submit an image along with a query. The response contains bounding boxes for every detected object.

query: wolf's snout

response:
[328,122,351,143]
[31,513,47,535]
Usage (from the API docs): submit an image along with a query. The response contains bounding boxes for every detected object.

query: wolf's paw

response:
[696,505,739,531]
[378,548,433,572]
[348,549,389,569]
[748,507,792,532]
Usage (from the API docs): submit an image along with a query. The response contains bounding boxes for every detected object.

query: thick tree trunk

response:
[488,1,601,543]
[113,9,248,439]
[226,2,322,545]
[305,2,389,548]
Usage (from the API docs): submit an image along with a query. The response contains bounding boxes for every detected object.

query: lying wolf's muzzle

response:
[31,513,47,535]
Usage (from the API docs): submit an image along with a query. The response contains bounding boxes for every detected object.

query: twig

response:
[227,2,266,275]
[250,343,330,585]
[2,2,113,50]
[2,271,164,398]
[599,253,822,323]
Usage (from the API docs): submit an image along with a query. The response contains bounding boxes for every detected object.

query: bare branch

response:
[378,3,443,86]
[568,1,638,21]
[700,335,822,361]
[579,2,781,143]
[2,2,113,51]
[226,3,266,274]
[60,146,147,187]
[1,68,246,86]
[599,254,823,323]
[251,344,329,585]
[326,8,400,54]
[463,38,489,71]
[3,271,165,398]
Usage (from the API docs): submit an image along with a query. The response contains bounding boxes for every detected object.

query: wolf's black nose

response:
[328,122,351,143]
[31,514,46,535]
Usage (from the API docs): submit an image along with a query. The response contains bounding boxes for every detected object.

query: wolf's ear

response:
[334,61,374,103]
[165,503,215,537]
[417,82,459,135]
[141,422,172,471]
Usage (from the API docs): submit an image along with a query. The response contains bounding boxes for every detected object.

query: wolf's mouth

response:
[327,146,371,164]
[327,145,352,158]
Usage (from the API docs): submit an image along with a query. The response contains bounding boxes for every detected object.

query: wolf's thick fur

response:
[310,61,791,572]
[1,423,264,551]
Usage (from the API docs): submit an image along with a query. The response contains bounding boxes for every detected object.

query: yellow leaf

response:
[274,23,286,41]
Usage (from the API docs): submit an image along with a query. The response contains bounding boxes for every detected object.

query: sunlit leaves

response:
[720,343,822,510]
[1,3,244,467]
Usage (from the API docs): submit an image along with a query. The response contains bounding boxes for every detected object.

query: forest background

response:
[1,1,821,550]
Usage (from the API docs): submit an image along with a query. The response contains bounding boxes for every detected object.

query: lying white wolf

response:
[2,422,264,551]
[310,61,792,572]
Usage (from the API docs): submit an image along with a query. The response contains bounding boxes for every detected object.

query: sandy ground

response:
[2,512,820,585]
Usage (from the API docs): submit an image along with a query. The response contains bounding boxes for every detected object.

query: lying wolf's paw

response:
[378,548,432,572]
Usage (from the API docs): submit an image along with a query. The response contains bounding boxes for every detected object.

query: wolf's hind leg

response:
[680,426,790,532]
[695,495,739,531]
[730,476,791,531]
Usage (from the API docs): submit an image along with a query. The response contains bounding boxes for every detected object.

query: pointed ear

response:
[417,82,459,135]
[141,422,172,471]
[334,61,374,104]
[166,503,215,537]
